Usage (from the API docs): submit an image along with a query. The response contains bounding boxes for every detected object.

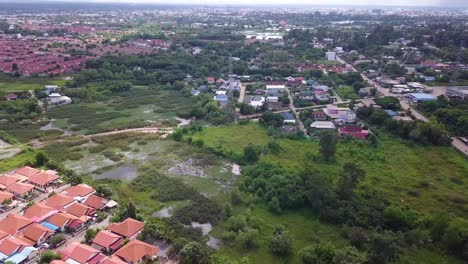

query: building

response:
[61,184,95,202]
[214,94,229,106]
[0,191,14,204]
[27,172,60,190]
[46,212,84,232]
[310,121,336,129]
[324,105,356,123]
[91,230,123,253]
[15,166,40,178]
[281,112,296,124]
[84,195,107,211]
[44,193,76,210]
[249,96,265,108]
[339,126,369,139]
[7,182,35,198]
[407,93,436,103]
[114,239,159,264]
[326,52,336,61]
[60,242,106,264]
[266,85,286,96]
[446,86,468,100]
[20,223,54,246]
[23,203,57,223]
[311,111,327,121]
[0,214,33,235]
[108,218,144,239]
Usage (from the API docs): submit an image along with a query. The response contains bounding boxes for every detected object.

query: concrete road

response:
[286,87,307,134]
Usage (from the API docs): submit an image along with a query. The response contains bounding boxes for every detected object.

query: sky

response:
[16,0,468,7]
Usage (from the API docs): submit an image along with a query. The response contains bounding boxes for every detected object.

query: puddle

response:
[93,164,138,181]
[153,206,174,218]
[145,238,170,258]
[191,222,213,235]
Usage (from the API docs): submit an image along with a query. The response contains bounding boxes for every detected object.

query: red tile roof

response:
[44,193,75,210]
[114,239,159,263]
[47,212,79,228]
[0,191,14,204]
[108,218,144,238]
[6,182,34,195]
[0,214,33,235]
[28,172,60,187]
[84,195,106,210]
[62,184,95,198]
[0,174,20,187]
[24,202,57,222]
[20,223,54,244]
[60,242,104,264]
[100,256,127,264]
[92,230,123,249]
[65,202,95,218]
[15,166,40,178]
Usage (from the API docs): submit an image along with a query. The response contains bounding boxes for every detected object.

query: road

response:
[55,216,111,251]
[286,87,307,134]
[238,81,248,103]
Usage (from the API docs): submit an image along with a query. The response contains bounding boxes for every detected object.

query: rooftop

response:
[108,218,144,238]
[114,239,159,263]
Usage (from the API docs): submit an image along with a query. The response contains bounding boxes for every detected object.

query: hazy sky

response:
[34,0,468,7]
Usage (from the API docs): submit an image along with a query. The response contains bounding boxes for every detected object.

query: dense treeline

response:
[418,96,468,136]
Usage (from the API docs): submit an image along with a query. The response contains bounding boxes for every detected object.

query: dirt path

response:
[286,87,307,134]
[238,81,248,103]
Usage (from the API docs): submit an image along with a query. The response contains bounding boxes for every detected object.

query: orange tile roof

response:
[0,237,22,255]
[100,256,127,264]
[20,223,54,243]
[0,214,33,235]
[65,202,94,218]
[60,242,101,264]
[0,174,20,187]
[114,239,159,263]
[24,202,57,221]
[15,166,40,178]
[44,193,75,210]
[51,261,67,264]
[62,184,95,198]
[28,172,60,186]
[0,191,14,204]
[6,182,34,195]
[84,195,106,209]
[108,218,144,238]
[92,230,122,248]
[47,212,78,228]
[0,230,8,241]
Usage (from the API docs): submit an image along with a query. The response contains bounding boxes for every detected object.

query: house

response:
[100,256,128,264]
[249,96,265,108]
[298,90,314,100]
[65,202,95,220]
[313,90,330,101]
[20,223,54,246]
[61,184,95,201]
[7,182,35,198]
[114,239,159,264]
[23,202,57,223]
[384,110,399,117]
[281,112,296,124]
[0,237,37,264]
[27,172,60,190]
[0,174,20,189]
[214,94,229,106]
[60,242,106,264]
[44,85,59,95]
[4,93,17,101]
[446,86,468,100]
[311,111,327,121]
[84,195,107,211]
[46,212,84,232]
[310,121,336,129]
[15,166,40,178]
[266,85,286,96]
[206,77,215,84]
[359,87,372,97]
[407,93,436,103]
[0,191,14,204]
[324,105,356,123]
[48,93,62,104]
[339,126,369,139]
[44,193,76,210]
[108,218,144,239]
[91,230,123,253]
[0,214,33,235]
[326,52,336,61]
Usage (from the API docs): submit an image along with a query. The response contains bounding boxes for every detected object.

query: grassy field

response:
[0,77,66,92]
[335,85,359,100]
[190,123,468,217]
[47,86,191,134]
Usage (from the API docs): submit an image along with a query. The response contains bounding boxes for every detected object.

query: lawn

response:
[335,85,359,100]
[190,123,468,217]
[0,77,66,92]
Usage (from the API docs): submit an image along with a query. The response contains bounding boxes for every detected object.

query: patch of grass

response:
[0,150,36,171]
[397,248,464,264]
[0,77,66,92]
[0,121,51,142]
[335,85,359,100]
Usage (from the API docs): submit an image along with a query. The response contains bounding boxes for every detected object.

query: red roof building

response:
[27,172,60,190]
[339,126,369,140]
[108,218,144,239]
[114,239,159,264]
[0,214,33,235]
[15,166,40,178]
[60,242,106,264]
[91,230,123,253]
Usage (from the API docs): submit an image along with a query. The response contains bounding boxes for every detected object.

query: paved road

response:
[238,81,248,103]
[55,216,111,251]
[286,87,307,134]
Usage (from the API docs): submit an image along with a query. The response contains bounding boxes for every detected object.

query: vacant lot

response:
[335,85,359,100]
[0,77,65,92]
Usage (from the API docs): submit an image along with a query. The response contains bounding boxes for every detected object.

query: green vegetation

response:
[0,77,65,92]
[335,85,359,100]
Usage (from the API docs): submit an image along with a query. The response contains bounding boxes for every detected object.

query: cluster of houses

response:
[0,165,162,264]
[191,76,241,107]
[44,85,72,107]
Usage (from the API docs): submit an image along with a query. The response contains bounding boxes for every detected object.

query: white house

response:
[311,121,336,129]
[249,96,265,108]
[326,52,337,61]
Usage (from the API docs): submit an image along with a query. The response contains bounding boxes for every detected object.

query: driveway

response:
[55,216,111,251]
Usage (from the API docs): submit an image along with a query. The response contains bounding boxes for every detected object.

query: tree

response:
[224,202,233,218]
[269,225,293,256]
[85,228,98,243]
[39,251,61,264]
[35,151,48,167]
[67,174,83,186]
[141,219,168,240]
[367,231,401,264]
[49,233,65,248]
[442,218,468,258]
[236,228,259,249]
[127,201,137,219]
[259,111,284,128]
[299,242,336,264]
[96,184,113,198]
[319,132,337,161]
[333,246,367,264]
[239,103,255,115]
[179,241,212,264]
[243,144,259,164]
[336,163,365,200]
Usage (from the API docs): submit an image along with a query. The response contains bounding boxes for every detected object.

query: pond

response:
[93,164,138,181]
[152,206,174,218]
[191,222,221,250]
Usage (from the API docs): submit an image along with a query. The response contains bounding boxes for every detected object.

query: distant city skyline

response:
[5,0,468,7]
